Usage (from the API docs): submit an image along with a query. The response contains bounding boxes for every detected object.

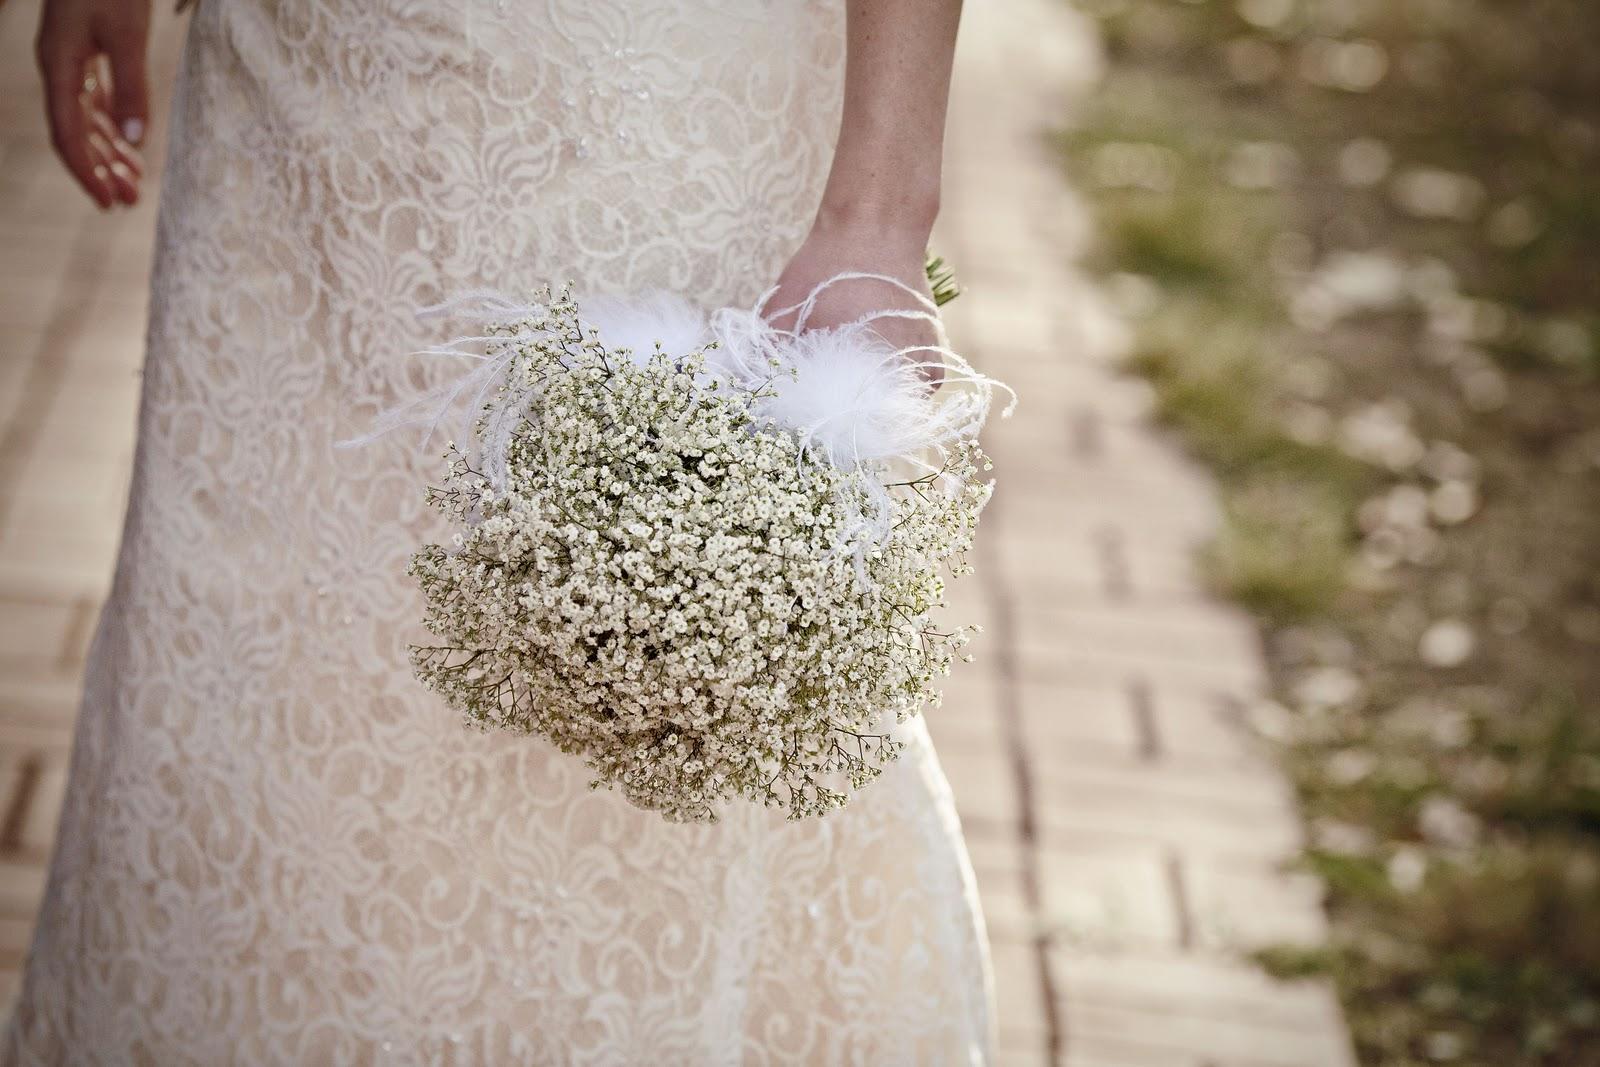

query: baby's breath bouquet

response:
[362,269,1010,822]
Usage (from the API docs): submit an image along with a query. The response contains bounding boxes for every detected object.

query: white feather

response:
[342,272,1015,562]
[748,321,936,466]
[577,289,710,364]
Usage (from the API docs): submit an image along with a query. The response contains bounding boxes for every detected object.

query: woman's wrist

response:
[817,116,943,240]
[814,159,941,245]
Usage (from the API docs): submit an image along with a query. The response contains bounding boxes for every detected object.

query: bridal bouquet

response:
[369,267,1009,822]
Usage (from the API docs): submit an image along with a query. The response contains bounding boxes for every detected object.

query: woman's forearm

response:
[765,0,963,380]
[817,0,964,236]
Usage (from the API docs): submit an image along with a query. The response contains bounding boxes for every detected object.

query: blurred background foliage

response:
[1059,0,1600,1062]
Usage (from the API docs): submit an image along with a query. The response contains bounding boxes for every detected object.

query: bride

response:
[7,0,992,1062]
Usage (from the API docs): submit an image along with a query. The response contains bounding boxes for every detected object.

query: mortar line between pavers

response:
[0,753,43,856]
[974,452,1067,1065]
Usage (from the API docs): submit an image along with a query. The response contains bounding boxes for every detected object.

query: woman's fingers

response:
[38,46,114,209]
[89,107,144,178]
[87,62,145,196]
[99,12,150,147]
[86,129,139,205]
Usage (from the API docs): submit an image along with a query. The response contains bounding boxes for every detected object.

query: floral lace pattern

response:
[2,0,994,1062]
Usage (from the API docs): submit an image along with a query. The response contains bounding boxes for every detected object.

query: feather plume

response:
[340,272,1015,556]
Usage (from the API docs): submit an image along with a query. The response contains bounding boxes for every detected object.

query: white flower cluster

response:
[409,288,995,821]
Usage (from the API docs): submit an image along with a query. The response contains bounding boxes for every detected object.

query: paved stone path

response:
[0,0,1355,1063]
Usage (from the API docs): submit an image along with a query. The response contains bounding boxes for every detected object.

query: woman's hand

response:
[35,0,151,209]
[764,208,945,387]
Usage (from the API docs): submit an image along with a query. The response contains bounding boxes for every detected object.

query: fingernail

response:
[121,118,145,145]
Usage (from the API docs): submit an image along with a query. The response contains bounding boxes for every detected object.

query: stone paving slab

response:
[925,1,1357,1063]
[0,0,1355,1063]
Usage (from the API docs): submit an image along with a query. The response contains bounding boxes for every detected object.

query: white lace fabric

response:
[3,0,994,1062]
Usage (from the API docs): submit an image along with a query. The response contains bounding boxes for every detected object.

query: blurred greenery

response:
[1061,0,1600,1062]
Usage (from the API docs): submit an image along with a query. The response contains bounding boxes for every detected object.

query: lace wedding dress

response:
[3,0,993,1063]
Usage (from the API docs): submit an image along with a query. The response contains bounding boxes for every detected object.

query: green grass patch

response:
[1062,0,1600,1062]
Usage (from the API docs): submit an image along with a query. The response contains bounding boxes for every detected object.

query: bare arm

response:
[766,0,965,383]
[821,0,961,234]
